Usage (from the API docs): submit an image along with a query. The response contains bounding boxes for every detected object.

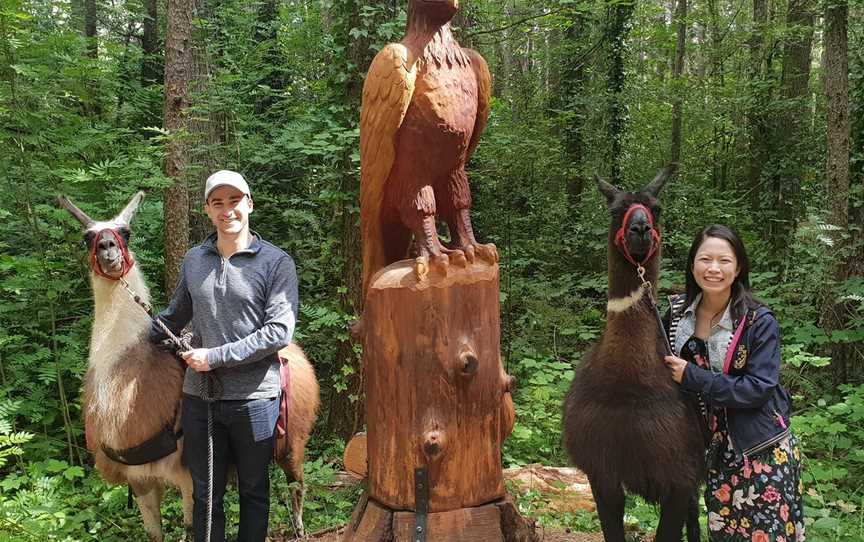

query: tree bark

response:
[822,0,852,379]
[162,0,195,294]
[556,9,588,204]
[605,1,635,186]
[362,261,515,513]
[141,0,160,84]
[85,0,97,58]
[765,0,815,249]
[669,0,687,165]
[746,0,769,208]
[325,0,398,441]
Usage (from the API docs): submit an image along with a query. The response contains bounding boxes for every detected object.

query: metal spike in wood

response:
[57,195,95,227]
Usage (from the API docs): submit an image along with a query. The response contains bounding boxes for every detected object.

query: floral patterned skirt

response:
[705,430,805,542]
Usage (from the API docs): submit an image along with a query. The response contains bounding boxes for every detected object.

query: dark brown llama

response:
[59,192,320,541]
[562,168,704,542]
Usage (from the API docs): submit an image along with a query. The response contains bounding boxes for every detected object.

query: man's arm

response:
[206,256,298,369]
[149,262,193,344]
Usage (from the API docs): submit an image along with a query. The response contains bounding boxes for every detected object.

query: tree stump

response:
[343,260,535,542]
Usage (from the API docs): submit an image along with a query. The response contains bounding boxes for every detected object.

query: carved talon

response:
[415,256,429,281]
[428,253,449,275]
[463,244,476,263]
[445,249,468,268]
[475,242,498,264]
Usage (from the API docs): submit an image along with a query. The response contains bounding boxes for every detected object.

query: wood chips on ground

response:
[284,525,602,541]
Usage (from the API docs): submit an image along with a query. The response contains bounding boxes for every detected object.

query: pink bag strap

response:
[722,314,748,374]
[276,354,291,438]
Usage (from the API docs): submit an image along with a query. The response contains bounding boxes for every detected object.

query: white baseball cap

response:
[204,170,251,202]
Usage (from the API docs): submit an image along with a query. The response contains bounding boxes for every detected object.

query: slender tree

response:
[669,0,687,165]
[325,0,397,440]
[822,0,852,379]
[746,0,769,209]
[556,8,589,203]
[162,0,196,294]
[765,0,815,249]
[604,0,635,185]
[141,0,160,84]
[84,0,97,58]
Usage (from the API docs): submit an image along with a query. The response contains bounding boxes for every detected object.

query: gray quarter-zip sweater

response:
[150,232,298,400]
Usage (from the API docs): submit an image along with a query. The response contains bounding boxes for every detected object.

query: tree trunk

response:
[363,263,512,511]
[669,0,687,165]
[325,0,398,441]
[141,0,160,84]
[707,0,728,188]
[765,0,815,250]
[605,1,635,186]
[556,9,588,205]
[822,0,852,380]
[746,0,768,207]
[355,261,516,526]
[85,0,97,58]
[162,0,195,294]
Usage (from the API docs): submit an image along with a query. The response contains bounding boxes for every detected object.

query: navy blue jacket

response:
[668,302,793,457]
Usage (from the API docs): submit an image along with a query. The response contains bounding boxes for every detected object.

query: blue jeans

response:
[182,394,279,542]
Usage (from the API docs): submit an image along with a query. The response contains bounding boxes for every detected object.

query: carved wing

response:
[464,48,492,160]
[360,43,417,298]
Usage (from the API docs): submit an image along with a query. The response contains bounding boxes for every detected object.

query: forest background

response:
[0,0,862,540]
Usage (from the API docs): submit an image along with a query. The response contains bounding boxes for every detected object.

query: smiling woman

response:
[663,225,805,542]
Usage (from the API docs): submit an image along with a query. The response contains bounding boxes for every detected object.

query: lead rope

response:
[200,375,215,542]
[118,278,214,542]
[635,265,673,356]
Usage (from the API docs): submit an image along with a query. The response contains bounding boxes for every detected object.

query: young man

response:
[150,170,298,542]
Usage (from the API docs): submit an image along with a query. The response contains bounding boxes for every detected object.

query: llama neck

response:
[606,245,661,314]
[90,264,152,367]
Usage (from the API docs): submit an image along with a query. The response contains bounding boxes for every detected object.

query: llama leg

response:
[685,490,701,542]
[656,487,692,542]
[290,438,307,536]
[129,479,165,542]
[277,438,307,537]
[174,469,195,539]
[588,477,626,542]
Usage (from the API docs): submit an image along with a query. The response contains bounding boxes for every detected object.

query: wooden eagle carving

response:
[360,0,498,298]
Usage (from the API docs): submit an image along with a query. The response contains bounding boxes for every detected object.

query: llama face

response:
[595,166,674,265]
[612,196,661,263]
[59,191,144,280]
[85,225,132,279]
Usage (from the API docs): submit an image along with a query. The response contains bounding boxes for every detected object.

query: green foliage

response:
[794,384,864,540]
[0,0,862,539]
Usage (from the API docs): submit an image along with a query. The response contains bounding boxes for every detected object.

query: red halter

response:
[89,228,135,280]
[614,203,661,267]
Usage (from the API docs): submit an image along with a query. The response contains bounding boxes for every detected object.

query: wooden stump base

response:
[342,493,537,542]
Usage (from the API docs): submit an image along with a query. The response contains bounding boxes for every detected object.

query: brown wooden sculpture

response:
[360,0,498,298]
[345,2,535,541]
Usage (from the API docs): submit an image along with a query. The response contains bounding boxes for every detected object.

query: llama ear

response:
[595,174,620,205]
[57,195,95,228]
[117,191,145,224]
[644,163,678,198]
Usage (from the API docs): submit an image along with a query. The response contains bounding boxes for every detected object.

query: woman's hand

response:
[664,355,687,383]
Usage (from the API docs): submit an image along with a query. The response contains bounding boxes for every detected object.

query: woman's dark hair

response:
[684,224,762,323]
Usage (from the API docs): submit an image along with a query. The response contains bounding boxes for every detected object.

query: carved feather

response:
[360,43,418,299]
